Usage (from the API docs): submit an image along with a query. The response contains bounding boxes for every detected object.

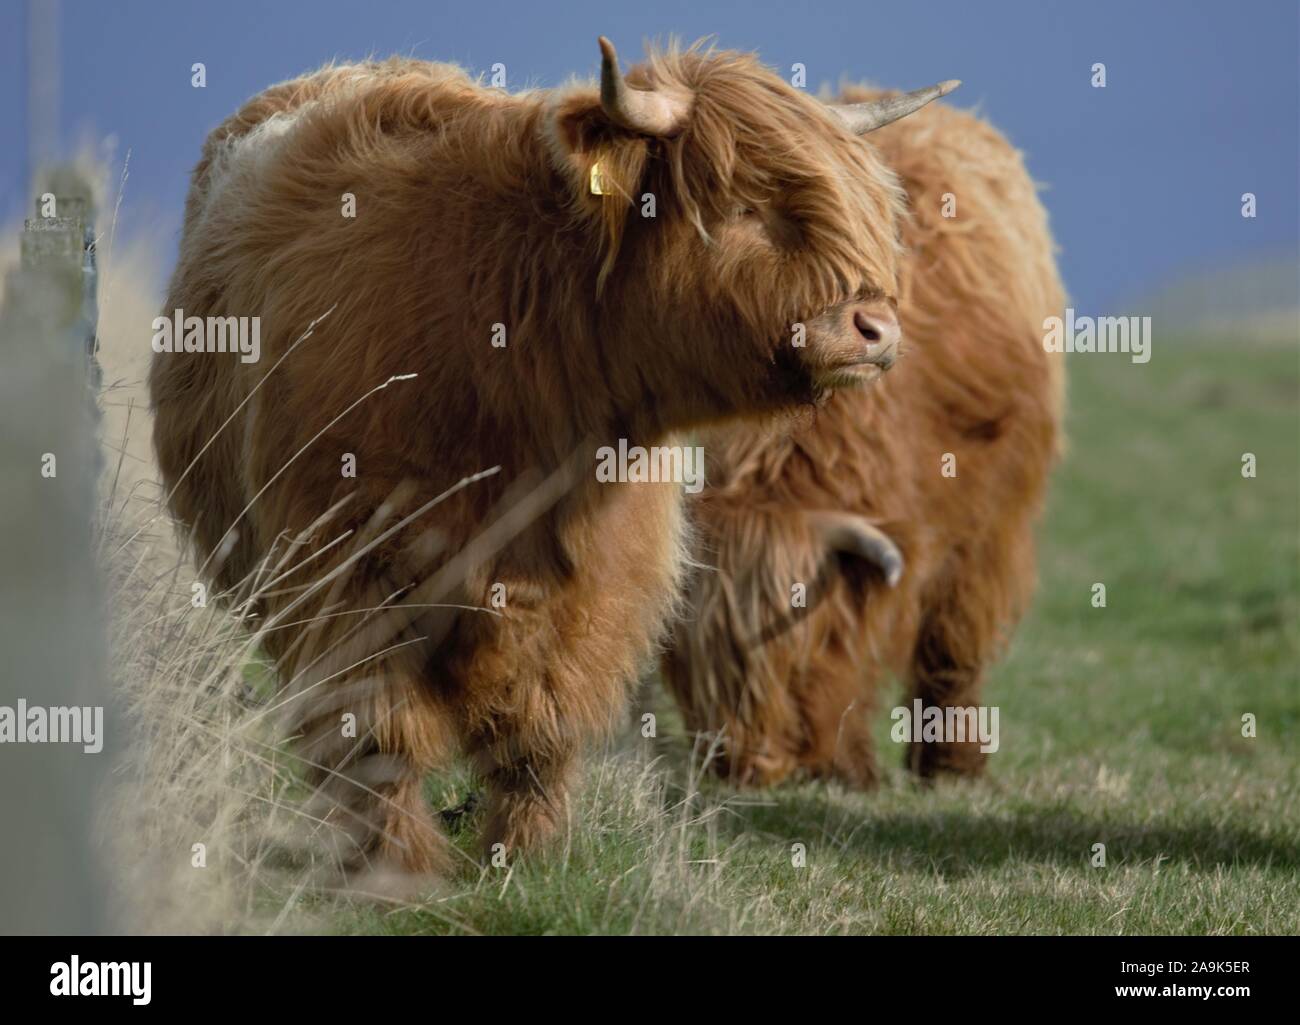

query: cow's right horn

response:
[807,511,904,587]
[828,79,961,135]
[598,36,690,138]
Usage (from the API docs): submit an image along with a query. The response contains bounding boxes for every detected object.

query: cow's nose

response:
[853,305,901,367]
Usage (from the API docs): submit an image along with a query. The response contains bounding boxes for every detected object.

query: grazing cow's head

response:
[661,469,905,787]
[546,40,957,426]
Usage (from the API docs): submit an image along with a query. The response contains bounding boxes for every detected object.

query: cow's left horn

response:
[828,79,961,135]
[598,36,690,137]
[807,511,904,587]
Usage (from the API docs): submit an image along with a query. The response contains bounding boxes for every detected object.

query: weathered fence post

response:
[0,174,110,934]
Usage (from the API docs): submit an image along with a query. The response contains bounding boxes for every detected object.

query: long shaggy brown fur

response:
[149,47,912,879]
[663,86,1066,787]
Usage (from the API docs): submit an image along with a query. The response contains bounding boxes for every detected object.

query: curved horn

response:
[598,36,690,137]
[807,511,904,587]
[828,79,961,135]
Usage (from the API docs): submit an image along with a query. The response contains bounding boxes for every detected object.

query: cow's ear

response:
[545,93,650,206]
[544,96,651,296]
[807,511,903,588]
[545,37,689,202]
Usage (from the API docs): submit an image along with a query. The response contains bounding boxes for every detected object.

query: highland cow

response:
[149,42,958,881]
[663,86,1066,787]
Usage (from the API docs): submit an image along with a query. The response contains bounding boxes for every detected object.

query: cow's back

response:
[150,60,475,592]
[868,91,1066,453]
[862,93,1065,607]
[149,66,353,589]
[819,92,1066,635]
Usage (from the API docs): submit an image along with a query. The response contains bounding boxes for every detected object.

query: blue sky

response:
[1,0,1297,311]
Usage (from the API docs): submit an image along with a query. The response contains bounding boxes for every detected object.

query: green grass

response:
[329,335,1299,935]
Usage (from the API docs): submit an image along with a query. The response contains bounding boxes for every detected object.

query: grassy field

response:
[322,334,1299,935]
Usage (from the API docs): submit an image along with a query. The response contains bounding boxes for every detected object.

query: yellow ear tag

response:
[589,161,609,196]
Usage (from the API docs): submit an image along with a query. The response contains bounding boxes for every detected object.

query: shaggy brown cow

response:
[149,42,957,880]
[662,85,1066,787]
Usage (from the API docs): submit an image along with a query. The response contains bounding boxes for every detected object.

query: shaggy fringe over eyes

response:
[576,41,908,316]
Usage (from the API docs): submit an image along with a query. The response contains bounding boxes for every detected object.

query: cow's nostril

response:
[852,308,901,358]
[854,312,885,343]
